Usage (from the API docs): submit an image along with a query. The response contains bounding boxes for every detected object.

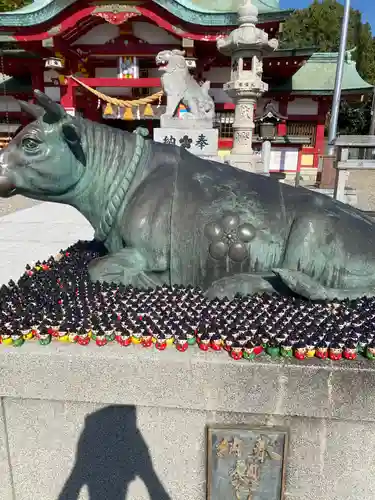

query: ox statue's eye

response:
[22,137,41,152]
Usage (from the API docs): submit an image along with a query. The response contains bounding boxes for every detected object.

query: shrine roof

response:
[0,0,292,27]
[272,52,374,94]
[153,0,289,24]
[0,0,77,27]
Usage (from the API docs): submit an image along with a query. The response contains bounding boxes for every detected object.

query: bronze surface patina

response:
[1,90,375,301]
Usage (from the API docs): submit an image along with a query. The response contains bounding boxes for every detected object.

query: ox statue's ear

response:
[34,90,66,124]
[62,123,86,166]
[18,100,45,119]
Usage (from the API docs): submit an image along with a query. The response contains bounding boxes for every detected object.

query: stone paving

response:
[0,202,93,285]
[0,195,41,217]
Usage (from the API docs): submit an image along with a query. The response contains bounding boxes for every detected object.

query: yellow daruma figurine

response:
[58,331,70,342]
[306,345,316,358]
[165,334,174,346]
[2,334,12,345]
[22,330,34,340]
[132,332,142,344]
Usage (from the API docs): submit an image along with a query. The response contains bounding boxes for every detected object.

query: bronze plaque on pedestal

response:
[207,425,288,500]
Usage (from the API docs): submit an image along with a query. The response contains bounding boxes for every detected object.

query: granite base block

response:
[1,345,375,499]
[153,127,218,156]
[4,398,375,500]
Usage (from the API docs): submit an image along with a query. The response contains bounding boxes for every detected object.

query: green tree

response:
[0,0,31,12]
[338,100,371,134]
[280,0,375,84]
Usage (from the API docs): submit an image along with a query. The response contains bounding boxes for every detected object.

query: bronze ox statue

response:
[0,90,374,301]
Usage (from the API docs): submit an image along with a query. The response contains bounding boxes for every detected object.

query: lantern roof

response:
[255,101,287,122]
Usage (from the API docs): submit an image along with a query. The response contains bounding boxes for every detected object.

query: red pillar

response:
[315,99,328,167]
[60,77,75,115]
[277,120,287,136]
[277,100,288,136]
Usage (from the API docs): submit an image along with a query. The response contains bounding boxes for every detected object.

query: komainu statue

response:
[2,90,375,302]
[156,49,215,122]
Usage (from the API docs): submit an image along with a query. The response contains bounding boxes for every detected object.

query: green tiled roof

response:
[167,0,281,13]
[0,0,77,27]
[0,0,293,27]
[153,0,291,25]
[272,52,373,94]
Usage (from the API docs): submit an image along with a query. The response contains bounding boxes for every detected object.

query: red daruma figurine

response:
[198,332,210,351]
[175,333,188,352]
[141,328,153,348]
[155,332,167,351]
[230,341,243,360]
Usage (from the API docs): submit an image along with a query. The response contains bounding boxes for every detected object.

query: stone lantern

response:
[217,0,278,172]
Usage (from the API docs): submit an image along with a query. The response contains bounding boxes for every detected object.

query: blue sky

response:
[281,0,375,31]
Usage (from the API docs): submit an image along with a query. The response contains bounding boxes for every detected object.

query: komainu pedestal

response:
[153,124,219,158]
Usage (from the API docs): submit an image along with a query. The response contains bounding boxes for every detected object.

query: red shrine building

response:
[0,0,372,176]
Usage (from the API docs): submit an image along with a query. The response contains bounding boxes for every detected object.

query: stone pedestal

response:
[0,344,375,500]
[226,152,263,173]
[318,155,337,188]
[160,116,213,130]
[154,127,219,159]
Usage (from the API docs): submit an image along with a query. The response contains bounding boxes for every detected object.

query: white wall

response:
[287,98,318,116]
[209,88,232,104]
[132,22,179,44]
[95,67,131,96]
[256,99,279,116]
[97,87,132,97]
[204,68,232,104]
[149,67,233,103]
[43,70,60,101]
[43,69,59,83]
[73,23,120,45]
[203,67,230,82]
[270,147,299,172]
[44,87,61,102]
[148,67,162,95]
[95,67,117,78]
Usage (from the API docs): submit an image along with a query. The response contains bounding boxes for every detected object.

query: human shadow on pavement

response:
[58,405,171,500]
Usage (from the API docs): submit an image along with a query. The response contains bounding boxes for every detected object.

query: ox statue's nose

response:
[0,150,15,198]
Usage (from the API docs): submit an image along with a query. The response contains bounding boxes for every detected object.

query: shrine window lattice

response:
[214,111,234,139]
[0,119,21,149]
[286,121,316,147]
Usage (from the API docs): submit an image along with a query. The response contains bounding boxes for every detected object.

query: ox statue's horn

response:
[34,90,66,124]
[18,100,44,119]
[62,123,86,167]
